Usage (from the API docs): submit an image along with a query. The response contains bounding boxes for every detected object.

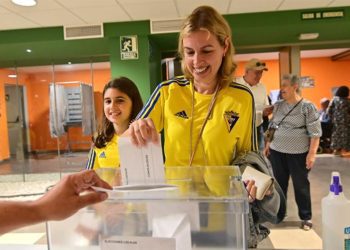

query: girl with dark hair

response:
[328,85,350,156]
[86,77,143,170]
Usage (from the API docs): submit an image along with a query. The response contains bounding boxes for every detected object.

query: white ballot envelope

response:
[152,213,192,250]
[92,184,178,200]
[118,135,165,185]
[242,166,274,200]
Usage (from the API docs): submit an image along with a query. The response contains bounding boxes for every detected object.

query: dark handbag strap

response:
[276,98,303,127]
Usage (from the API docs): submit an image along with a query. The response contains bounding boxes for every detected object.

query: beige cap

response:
[245,58,268,71]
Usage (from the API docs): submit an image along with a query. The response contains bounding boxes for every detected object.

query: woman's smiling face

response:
[182,30,226,87]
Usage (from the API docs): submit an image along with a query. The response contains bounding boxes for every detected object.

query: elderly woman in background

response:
[327,85,350,156]
[264,74,321,231]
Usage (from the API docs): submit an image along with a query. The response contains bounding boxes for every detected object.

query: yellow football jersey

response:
[137,76,258,167]
[85,134,120,170]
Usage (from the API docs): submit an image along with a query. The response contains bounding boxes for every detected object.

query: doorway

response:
[5,84,29,160]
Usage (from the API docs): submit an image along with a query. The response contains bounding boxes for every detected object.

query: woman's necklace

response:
[189,83,220,166]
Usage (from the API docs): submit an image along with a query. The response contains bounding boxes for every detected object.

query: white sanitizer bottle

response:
[322,172,350,250]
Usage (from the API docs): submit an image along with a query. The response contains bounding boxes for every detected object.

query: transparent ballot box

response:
[47,166,249,250]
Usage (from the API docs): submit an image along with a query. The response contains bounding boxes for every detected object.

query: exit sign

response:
[301,10,344,20]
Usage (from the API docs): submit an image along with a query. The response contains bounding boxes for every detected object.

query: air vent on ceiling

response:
[150,19,184,34]
[64,24,104,40]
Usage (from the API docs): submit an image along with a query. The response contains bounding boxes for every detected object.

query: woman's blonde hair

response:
[178,5,236,87]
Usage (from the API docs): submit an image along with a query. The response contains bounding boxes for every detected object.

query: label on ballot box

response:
[101,236,175,250]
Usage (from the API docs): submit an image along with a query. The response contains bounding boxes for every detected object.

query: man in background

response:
[236,58,273,151]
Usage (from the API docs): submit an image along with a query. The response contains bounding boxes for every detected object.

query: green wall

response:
[1,6,349,67]
[109,35,152,102]
[0,6,349,97]
[105,21,154,101]
[227,7,350,52]
[148,39,163,90]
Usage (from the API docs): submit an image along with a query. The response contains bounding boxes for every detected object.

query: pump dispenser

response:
[330,174,342,195]
[322,172,350,250]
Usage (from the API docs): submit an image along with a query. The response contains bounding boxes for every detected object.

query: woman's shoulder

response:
[301,99,316,107]
[111,133,119,142]
[300,99,318,114]
[153,76,191,98]
[158,76,190,89]
[229,81,254,99]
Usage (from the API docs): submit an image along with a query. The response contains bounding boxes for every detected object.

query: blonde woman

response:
[128,6,283,248]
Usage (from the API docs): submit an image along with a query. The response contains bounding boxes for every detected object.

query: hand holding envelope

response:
[118,135,165,185]
[242,166,274,200]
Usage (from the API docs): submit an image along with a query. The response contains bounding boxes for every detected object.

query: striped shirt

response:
[269,99,321,154]
[137,76,258,167]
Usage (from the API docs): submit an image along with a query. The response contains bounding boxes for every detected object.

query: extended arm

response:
[0,170,111,235]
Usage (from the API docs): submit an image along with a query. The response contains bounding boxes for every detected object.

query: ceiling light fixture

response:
[299,33,319,40]
[11,0,37,7]
[26,49,32,53]
[8,74,17,78]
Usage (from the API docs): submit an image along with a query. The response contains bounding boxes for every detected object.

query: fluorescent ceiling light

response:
[299,33,319,40]
[11,0,37,7]
[8,74,17,78]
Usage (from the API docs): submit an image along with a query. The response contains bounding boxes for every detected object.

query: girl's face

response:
[183,30,227,87]
[103,88,132,127]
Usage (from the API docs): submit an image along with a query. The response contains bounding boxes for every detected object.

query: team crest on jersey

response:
[224,111,239,132]
[99,152,106,158]
[175,110,189,119]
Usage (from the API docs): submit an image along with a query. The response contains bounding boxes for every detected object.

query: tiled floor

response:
[0,152,87,177]
[0,153,349,250]
[259,154,350,249]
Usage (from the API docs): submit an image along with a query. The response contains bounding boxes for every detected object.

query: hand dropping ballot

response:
[99,135,191,250]
[118,135,165,185]
[93,136,177,197]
